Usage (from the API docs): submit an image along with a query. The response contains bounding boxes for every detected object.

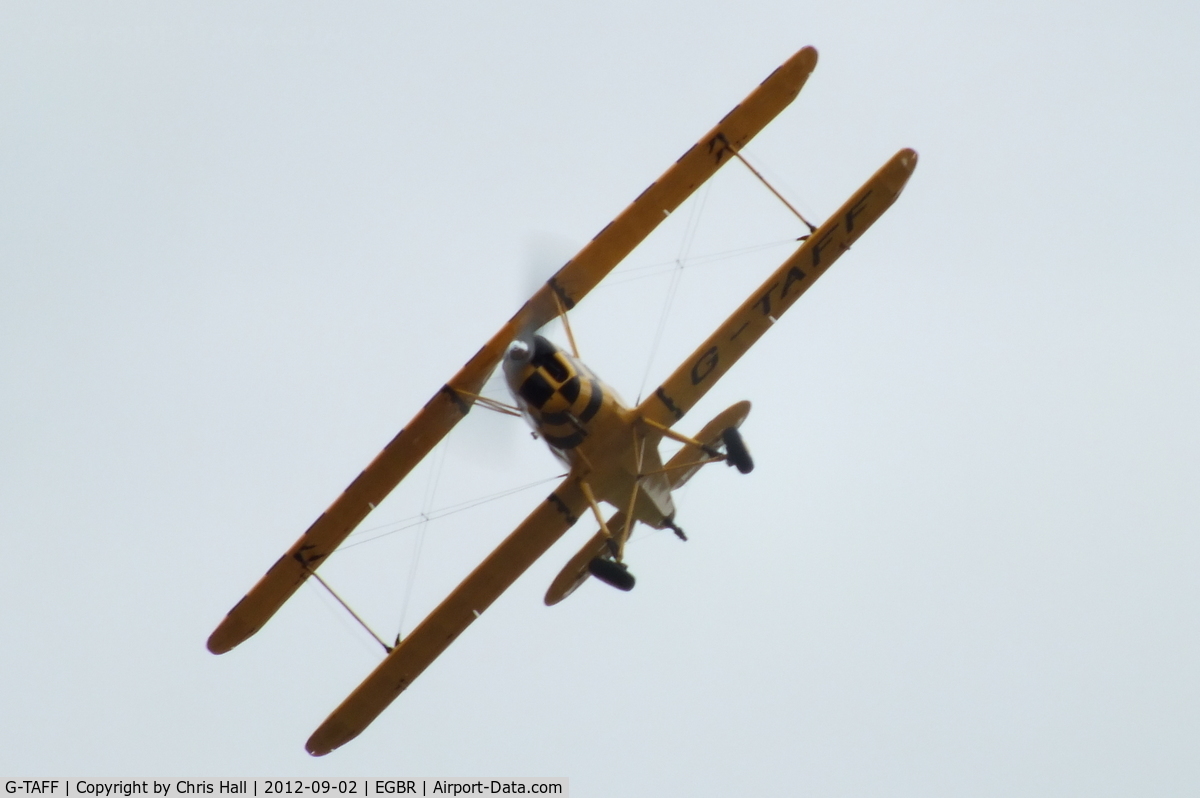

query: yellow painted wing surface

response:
[305,476,588,756]
[207,47,821,655]
[638,148,919,428]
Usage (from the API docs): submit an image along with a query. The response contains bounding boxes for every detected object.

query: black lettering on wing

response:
[756,282,780,317]
[547,276,576,310]
[811,228,838,268]
[690,346,719,385]
[293,544,326,569]
[655,387,684,421]
[780,265,806,299]
[845,190,873,234]
[706,133,734,165]
[547,492,578,525]
[441,384,471,415]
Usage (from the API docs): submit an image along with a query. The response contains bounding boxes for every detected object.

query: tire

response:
[722,427,754,474]
[588,557,636,591]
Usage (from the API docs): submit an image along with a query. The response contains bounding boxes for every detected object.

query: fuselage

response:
[502,335,674,528]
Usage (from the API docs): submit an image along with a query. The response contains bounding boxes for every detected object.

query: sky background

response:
[2,1,1199,795]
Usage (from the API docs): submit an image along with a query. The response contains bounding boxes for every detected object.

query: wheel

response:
[722,427,754,474]
[588,557,636,591]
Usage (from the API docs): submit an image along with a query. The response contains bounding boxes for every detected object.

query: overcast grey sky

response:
[2,1,1199,795]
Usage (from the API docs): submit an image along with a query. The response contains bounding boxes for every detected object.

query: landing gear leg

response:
[580,478,638,592]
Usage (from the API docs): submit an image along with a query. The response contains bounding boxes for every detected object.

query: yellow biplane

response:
[208,45,917,756]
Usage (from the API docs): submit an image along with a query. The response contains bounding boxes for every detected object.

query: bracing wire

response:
[308,579,388,658]
[731,148,818,234]
[338,472,568,551]
[730,149,816,233]
[601,238,799,289]
[395,435,450,641]
[313,458,566,650]
[636,184,710,404]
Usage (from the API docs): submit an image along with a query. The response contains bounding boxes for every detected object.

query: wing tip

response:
[889,148,920,193]
[306,722,358,758]
[864,148,919,203]
[305,727,337,757]
[206,627,233,655]
[207,617,256,655]
[780,46,819,87]
[305,739,332,757]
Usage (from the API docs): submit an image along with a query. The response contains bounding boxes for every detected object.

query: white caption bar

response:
[3,781,568,798]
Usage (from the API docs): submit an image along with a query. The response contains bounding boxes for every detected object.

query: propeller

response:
[518,233,581,355]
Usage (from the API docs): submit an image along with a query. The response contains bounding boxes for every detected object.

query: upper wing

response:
[207,47,821,655]
[305,475,588,756]
[538,46,819,315]
[637,148,919,428]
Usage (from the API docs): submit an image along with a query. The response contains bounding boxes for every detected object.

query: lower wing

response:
[638,148,918,428]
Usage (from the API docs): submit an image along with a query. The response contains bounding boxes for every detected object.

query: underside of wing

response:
[208,47,821,655]
[638,148,919,429]
[305,475,588,756]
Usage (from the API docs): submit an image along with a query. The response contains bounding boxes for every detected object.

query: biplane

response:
[207,45,917,756]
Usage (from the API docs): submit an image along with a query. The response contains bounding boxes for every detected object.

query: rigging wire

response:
[604,149,815,292]
[338,472,568,551]
[731,148,817,233]
[312,463,566,651]
[308,577,389,659]
[307,568,393,653]
[599,238,799,289]
[636,183,709,404]
[730,149,816,233]
[394,434,450,642]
